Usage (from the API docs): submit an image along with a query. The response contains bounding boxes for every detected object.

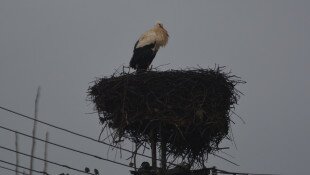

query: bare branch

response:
[29,86,41,175]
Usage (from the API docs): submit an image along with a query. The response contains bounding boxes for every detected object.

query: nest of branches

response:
[88,67,244,162]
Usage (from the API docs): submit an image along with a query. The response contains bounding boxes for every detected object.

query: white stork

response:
[129,22,169,72]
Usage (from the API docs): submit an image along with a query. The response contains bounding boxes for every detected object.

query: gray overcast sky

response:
[0,0,309,174]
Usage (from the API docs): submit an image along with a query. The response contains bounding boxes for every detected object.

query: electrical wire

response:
[216,168,280,175]
[0,159,48,175]
[0,105,238,166]
[0,124,132,169]
[0,164,30,175]
[0,144,95,175]
[0,106,279,175]
[211,153,239,166]
[0,105,153,159]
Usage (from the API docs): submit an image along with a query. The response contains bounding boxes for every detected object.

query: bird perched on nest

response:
[130,21,169,72]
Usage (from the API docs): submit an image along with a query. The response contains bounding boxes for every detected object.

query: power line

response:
[0,105,238,166]
[0,111,273,175]
[0,159,48,175]
[216,168,280,175]
[211,153,239,166]
[0,144,95,175]
[0,124,132,169]
[0,105,153,159]
[0,108,277,175]
[0,164,30,175]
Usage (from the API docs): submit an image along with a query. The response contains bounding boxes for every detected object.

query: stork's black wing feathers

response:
[130,42,157,71]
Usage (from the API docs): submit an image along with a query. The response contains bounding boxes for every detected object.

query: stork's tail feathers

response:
[129,56,135,69]
[129,58,146,74]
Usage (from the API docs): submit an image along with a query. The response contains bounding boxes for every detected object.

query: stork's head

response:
[154,21,169,46]
[155,21,164,28]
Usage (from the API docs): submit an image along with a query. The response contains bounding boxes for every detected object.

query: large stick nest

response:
[88,67,244,161]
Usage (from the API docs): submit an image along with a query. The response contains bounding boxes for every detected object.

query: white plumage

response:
[130,22,169,71]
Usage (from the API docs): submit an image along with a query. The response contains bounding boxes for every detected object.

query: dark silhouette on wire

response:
[94,168,99,175]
